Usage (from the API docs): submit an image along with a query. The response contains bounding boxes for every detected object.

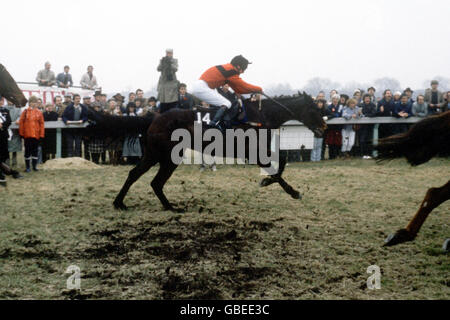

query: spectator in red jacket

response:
[19,96,45,172]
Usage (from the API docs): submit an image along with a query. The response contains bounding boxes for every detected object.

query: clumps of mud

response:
[0,234,61,260]
[41,157,101,170]
[78,217,282,299]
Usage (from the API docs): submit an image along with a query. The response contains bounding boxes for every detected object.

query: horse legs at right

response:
[384,180,450,247]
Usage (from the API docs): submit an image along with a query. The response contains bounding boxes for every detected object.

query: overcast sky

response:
[1,0,449,93]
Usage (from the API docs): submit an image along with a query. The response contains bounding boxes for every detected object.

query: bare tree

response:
[374,77,402,93]
[302,77,341,96]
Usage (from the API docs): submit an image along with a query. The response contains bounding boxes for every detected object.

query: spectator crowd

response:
[309,81,449,162]
[1,49,449,186]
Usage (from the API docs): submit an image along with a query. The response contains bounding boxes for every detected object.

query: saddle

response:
[193,100,249,130]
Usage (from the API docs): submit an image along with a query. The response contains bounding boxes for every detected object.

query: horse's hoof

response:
[164,205,185,213]
[167,208,185,213]
[291,190,302,200]
[260,177,276,187]
[259,178,270,187]
[113,201,128,211]
[443,239,450,252]
[383,229,415,247]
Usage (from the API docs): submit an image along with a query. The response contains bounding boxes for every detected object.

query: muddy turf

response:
[0,158,449,299]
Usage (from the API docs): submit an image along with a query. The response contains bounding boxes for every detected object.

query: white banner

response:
[17,83,95,105]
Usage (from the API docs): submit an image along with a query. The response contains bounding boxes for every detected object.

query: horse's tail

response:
[375,111,450,166]
[86,107,157,140]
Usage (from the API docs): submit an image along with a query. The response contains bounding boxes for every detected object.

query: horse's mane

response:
[270,92,314,101]
[261,91,315,106]
[376,111,450,166]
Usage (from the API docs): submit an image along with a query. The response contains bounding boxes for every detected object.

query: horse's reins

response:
[259,92,295,117]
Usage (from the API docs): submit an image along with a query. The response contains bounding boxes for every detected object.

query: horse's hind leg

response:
[259,152,301,199]
[277,176,301,200]
[113,154,157,210]
[259,150,287,187]
[385,180,450,246]
[151,161,180,212]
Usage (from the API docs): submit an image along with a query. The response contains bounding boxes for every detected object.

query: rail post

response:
[56,128,62,158]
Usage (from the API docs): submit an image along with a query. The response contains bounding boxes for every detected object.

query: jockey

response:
[191,55,263,127]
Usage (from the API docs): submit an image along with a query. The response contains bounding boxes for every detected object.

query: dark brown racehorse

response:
[88,93,327,212]
[376,111,450,247]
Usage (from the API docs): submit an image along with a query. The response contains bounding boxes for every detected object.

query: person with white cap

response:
[353,89,362,104]
[393,91,402,103]
[157,48,179,113]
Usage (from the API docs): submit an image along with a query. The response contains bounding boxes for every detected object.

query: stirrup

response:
[210,121,224,132]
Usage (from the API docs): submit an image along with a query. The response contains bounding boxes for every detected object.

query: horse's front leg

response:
[384,180,450,246]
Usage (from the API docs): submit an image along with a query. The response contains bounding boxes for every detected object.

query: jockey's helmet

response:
[231,55,251,72]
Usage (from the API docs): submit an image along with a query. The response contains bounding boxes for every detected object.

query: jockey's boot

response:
[211,105,228,130]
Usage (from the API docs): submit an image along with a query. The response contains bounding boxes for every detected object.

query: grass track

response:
[0,158,449,299]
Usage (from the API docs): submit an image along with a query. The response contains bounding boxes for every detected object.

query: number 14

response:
[196,112,211,124]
